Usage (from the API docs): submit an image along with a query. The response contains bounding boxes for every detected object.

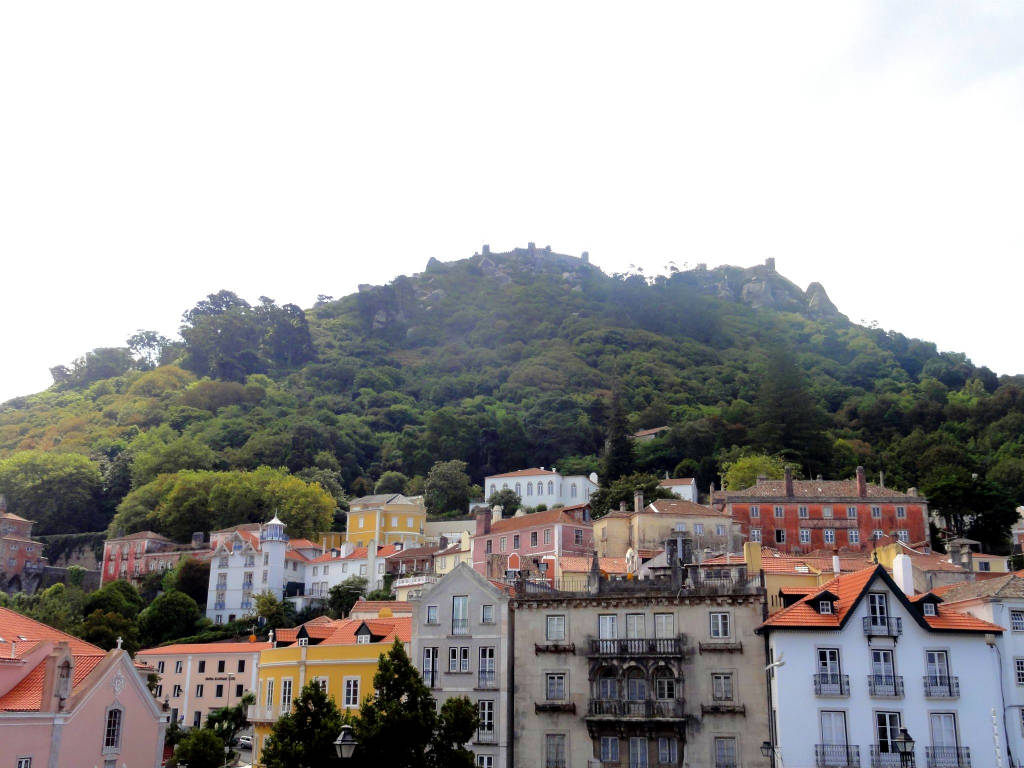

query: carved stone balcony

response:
[585,698,685,721]
[588,636,684,657]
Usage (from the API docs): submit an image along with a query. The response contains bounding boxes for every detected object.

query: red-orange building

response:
[1,509,45,580]
[712,467,928,554]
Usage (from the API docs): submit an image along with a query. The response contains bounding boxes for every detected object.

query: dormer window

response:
[356,634,370,644]
[298,638,309,647]
[819,601,833,615]
[923,603,936,617]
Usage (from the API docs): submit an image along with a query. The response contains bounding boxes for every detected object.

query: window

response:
[798,505,808,518]
[238,659,246,673]
[422,647,438,686]
[17,759,31,768]
[545,734,566,768]
[543,528,552,545]
[822,506,833,519]
[193,711,202,727]
[774,529,785,544]
[280,679,292,709]
[695,523,704,535]
[531,532,538,547]
[476,756,493,767]
[499,537,506,552]
[896,530,909,543]
[848,529,860,545]
[896,506,906,518]
[923,603,936,616]
[156,661,165,673]
[824,528,835,544]
[658,737,678,764]
[625,613,645,639]
[547,481,554,495]
[654,613,675,638]
[601,736,620,762]
[750,505,760,518]
[712,673,734,701]
[716,524,726,536]
[774,506,784,518]
[527,482,533,496]
[218,556,229,568]
[873,529,885,540]
[1011,611,1024,632]
[357,517,364,529]
[546,673,566,700]
[215,684,224,697]
[236,684,243,698]
[574,528,584,545]
[598,671,617,699]
[452,595,469,634]
[343,677,359,708]
[391,516,398,528]
[750,528,762,543]
[629,737,649,768]
[819,601,833,614]
[197,660,206,673]
[315,677,328,692]
[217,659,226,673]
[546,615,566,641]
[714,737,737,768]
[485,539,492,554]
[654,669,675,700]
[1015,658,1024,686]
[799,528,810,544]
[196,684,205,698]
[264,679,273,708]
[875,711,902,754]
[513,534,520,549]
[979,561,991,572]
[174,660,183,673]
[710,612,731,638]
[479,647,496,686]
[426,605,439,624]
[478,699,495,735]
[356,633,370,645]
[481,604,494,624]
[155,684,163,697]
[871,505,881,518]
[173,684,183,697]
[103,707,123,752]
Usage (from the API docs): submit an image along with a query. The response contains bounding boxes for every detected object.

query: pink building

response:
[137,639,269,729]
[1,509,45,582]
[470,503,593,580]
[0,607,168,768]
[100,530,211,588]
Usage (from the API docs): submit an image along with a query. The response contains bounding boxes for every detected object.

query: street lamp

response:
[223,744,230,768]
[335,725,357,759]
[892,728,916,767]
[761,742,773,758]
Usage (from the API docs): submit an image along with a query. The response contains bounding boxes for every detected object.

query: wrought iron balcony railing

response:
[869,746,906,768]
[863,617,902,637]
[867,674,904,698]
[478,669,497,688]
[588,637,684,656]
[586,698,684,719]
[925,746,970,768]
[451,618,469,635]
[813,673,850,696]
[923,675,959,698]
[816,744,861,768]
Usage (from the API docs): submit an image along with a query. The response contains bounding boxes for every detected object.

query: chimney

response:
[832,548,841,575]
[879,471,886,488]
[439,535,448,550]
[908,487,917,497]
[191,531,204,547]
[856,466,867,498]
[948,540,961,568]
[892,553,914,595]
[743,540,762,574]
[634,490,644,514]
[619,501,627,512]
[475,509,491,536]
[784,467,794,497]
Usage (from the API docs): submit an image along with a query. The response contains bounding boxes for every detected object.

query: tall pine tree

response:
[601,391,636,483]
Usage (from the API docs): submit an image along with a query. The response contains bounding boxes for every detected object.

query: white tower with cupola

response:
[260,514,290,600]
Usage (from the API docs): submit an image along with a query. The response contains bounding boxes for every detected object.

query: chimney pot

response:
[784,467,794,497]
[634,490,644,514]
[856,466,867,497]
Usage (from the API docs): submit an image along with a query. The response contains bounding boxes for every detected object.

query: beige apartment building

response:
[511,545,769,768]
[594,496,740,560]
[137,639,269,729]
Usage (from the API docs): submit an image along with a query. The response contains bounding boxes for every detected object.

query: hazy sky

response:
[2,2,1022,404]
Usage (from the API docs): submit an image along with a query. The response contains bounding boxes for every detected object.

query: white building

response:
[758,560,1006,768]
[410,563,512,768]
[658,477,699,504]
[293,541,398,612]
[205,517,319,623]
[483,467,598,509]
[933,574,1024,767]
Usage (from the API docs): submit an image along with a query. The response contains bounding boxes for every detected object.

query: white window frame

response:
[709,612,731,638]
[600,736,620,762]
[343,676,360,708]
[750,505,760,518]
[1011,610,1024,632]
[546,672,566,700]
[799,528,810,544]
[848,529,860,545]
[280,678,293,710]
[546,615,566,641]
[750,527,762,543]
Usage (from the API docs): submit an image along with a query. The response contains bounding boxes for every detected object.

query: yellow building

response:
[249,611,411,766]
[594,498,741,559]
[432,531,472,576]
[345,494,426,548]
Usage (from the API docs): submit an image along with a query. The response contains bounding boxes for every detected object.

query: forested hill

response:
[1,246,1022,547]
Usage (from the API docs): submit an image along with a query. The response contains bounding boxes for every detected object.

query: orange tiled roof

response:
[759,566,1003,634]
[0,512,32,522]
[659,478,695,486]
[558,556,627,574]
[285,550,310,562]
[488,468,558,478]
[319,616,412,645]
[138,641,271,655]
[719,479,923,500]
[486,506,591,535]
[0,653,106,711]
[349,600,413,614]
[646,499,729,517]
[0,608,104,657]
[289,538,321,550]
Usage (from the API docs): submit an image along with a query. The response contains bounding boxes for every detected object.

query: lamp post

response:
[335,725,358,759]
[223,744,230,768]
[892,727,916,768]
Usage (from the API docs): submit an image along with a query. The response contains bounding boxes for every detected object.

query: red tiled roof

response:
[646,499,728,517]
[320,617,412,645]
[0,608,104,657]
[559,556,627,574]
[0,512,32,522]
[659,478,695,486]
[349,600,412,615]
[488,468,557,478]
[285,550,310,562]
[759,566,1003,633]
[289,538,321,550]
[485,506,591,535]
[720,479,923,500]
[386,545,439,559]
[0,653,106,711]
[138,641,271,655]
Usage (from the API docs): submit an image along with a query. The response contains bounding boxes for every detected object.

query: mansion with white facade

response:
[484,467,598,509]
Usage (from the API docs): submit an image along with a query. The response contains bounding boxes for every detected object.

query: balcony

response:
[862,617,902,638]
[478,669,497,689]
[867,674,904,698]
[923,675,959,699]
[476,727,497,743]
[869,747,904,768]
[925,746,970,767]
[585,698,685,720]
[588,636,684,656]
[813,673,850,696]
[451,618,469,636]
[816,744,861,768]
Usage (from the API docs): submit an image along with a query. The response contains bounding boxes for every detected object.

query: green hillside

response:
[1,246,1021,548]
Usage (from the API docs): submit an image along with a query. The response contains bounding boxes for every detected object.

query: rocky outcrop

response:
[806,282,843,319]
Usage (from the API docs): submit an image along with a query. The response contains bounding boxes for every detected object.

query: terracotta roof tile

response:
[349,601,412,615]
[0,653,106,711]
[558,556,627,574]
[289,539,321,550]
[319,617,412,645]
[487,468,558,479]
[485,506,591,535]
[646,499,729,517]
[659,478,695,486]
[720,479,923,500]
[138,641,271,655]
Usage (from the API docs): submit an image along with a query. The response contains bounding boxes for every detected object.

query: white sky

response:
[2,2,1022,404]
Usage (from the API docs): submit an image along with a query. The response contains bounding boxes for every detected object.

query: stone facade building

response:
[510,544,770,768]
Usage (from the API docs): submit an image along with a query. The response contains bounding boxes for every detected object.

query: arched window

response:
[503,483,509,490]
[103,706,123,752]
[489,484,496,497]
[548,481,554,495]
[654,668,676,700]
[515,483,521,496]
[570,484,577,498]
[625,668,647,701]
[527,483,533,496]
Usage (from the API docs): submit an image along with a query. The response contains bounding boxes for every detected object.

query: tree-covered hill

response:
[2,246,1021,548]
